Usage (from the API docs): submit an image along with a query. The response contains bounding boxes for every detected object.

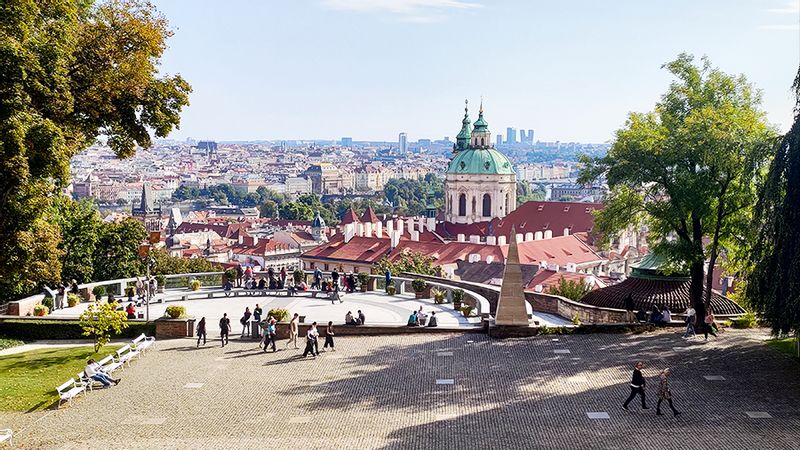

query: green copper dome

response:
[446,148,515,175]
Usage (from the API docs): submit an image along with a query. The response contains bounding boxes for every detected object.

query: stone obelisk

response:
[494,227,530,326]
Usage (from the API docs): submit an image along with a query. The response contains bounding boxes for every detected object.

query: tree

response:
[746,67,800,336]
[50,196,102,283]
[80,301,129,353]
[0,0,190,298]
[279,202,314,221]
[548,276,591,301]
[92,218,147,281]
[374,250,441,277]
[149,248,215,275]
[580,54,776,324]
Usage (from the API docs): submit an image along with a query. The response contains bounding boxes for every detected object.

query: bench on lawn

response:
[56,378,86,408]
[131,333,155,353]
[0,429,11,447]
[115,344,139,367]
[98,354,124,374]
[78,371,106,391]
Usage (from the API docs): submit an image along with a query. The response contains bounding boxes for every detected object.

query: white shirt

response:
[85,362,103,377]
[684,307,696,318]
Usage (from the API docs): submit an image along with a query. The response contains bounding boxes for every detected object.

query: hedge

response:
[0,319,156,341]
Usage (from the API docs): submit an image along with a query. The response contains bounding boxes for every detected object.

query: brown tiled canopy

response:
[578,276,746,316]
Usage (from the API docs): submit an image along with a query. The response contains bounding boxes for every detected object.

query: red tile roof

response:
[360,206,380,223]
[525,270,604,291]
[516,235,604,267]
[340,208,360,225]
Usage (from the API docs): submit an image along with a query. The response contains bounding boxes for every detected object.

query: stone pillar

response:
[495,226,530,326]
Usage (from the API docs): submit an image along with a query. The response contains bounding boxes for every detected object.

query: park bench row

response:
[56,333,156,408]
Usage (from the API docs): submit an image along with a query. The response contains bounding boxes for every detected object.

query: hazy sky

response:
[152,0,800,143]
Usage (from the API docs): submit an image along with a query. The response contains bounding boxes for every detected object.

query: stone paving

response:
[1,329,798,449]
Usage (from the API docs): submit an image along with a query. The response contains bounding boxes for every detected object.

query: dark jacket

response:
[631,368,645,387]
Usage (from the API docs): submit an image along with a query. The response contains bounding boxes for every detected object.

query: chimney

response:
[417,217,424,233]
[426,217,436,232]
[469,253,480,263]
[566,262,577,273]
[386,219,394,235]
[563,227,570,237]
[390,230,401,249]
[238,235,244,245]
[515,233,523,243]
[486,236,497,245]
[525,232,534,242]
[364,222,373,238]
[252,236,258,245]
[457,234,465,242]
[539,260,548,269]
[497,235,507,246]
[410,230,420,242]
[486,255,494,264]
[397,219,404,236]
[469,235,480,244]
[357,223,364,237]
[344,223,355,243]
[375,222,383,238]
[544,229,553,239]
[548,263,560,272]
[535,231,543,240]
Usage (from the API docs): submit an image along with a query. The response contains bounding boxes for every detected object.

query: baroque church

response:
[444,100,517,224]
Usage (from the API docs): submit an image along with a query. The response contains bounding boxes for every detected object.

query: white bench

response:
[115,345,140,367]
[77,371,107,391]
[56,378,86,408]
[131,333,155,353]
[0,429,11,447]
[98,355,124,374]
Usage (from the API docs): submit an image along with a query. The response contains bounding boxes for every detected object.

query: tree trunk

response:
[691,216,706,328]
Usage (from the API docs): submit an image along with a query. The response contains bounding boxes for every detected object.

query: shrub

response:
[460,305,474,317]
[224,268,238,283]
[293,269,304,284]
[571,313,582,326]
[357,272,370,284]
[0,319,154,340]
[733,312,758,329]
[432,288,445,304]
[268,308,290,322]
[452,288,465,302]
[548,276,591,301]
[165,305,186,319]
[411,279,427,293]
[92,286,106,297]
[0,336,24,351]
[80,302,129,352]
[67,294,82,308]
[387,285,397,296]
[33,304,49,317]
[155,275,166,288]
[41,296,54,311]
[190,279,202,291]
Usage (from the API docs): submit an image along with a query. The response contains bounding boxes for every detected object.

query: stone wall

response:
[405,273,501,313]
[155,318,196,339]
[525,292,628,324]
[7,294,45,316]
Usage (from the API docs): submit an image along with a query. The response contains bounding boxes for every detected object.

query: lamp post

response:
[140,231,161,323]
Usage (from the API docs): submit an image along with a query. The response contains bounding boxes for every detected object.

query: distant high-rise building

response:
[341,137,353,147]
[399,132,408,154]
[527,129,534,144]
[506,127,517,144]
[496,134,503,146]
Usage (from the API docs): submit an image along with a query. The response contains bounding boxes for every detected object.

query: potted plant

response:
[432,288,446,304]
[165,305,186,319]
[411,279,427,299]
[155,275,166,292]
[190,279,202,291]
[224,268,237,285]
[357,272,370,292]
[267,308,290,322]
[452,288,464,310]
[33,304,49,316]
[293,269,304,284]
[460,304,474,318]
[67,293,82,308]
[92,285,106,300]
[387,284,397,296]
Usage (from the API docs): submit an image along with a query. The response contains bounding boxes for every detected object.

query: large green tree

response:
[50,195,102,284]
[580,54,776,323]
[0,0,190,298]
[746,68,800,335]
[92,218,146,282]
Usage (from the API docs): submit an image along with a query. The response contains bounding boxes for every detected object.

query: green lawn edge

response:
[766,337,800,360]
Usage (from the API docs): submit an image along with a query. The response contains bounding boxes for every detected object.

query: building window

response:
[472,196,476,215]
[324,263,329,271]
[481,137,485,146]
[504,192,509,213]
[458,194,466,216]
[482,193,492,217]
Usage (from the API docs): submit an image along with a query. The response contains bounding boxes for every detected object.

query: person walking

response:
[323,321,335,351]
[704,309,718,340]
[219,313,231,347]
[313,267,322,290]
[656,368,680,416]
[286,313,299,349]
[622,361,649,411]
[263,318,277,353]
[279,267,287,289]
[310,321,320,355]
[236,265,244,288]
[331,269,340,289]
[196,317,207,347]
[385,269,392,292]
[253,304,263,338]
[240,307,252,337]
[302,324,318,358]
[56,283,65,310]
[682,306,697,338]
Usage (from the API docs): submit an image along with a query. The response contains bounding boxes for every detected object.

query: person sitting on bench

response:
[85,359,119,388]
[427,311,438,327]
[345,311,358,325]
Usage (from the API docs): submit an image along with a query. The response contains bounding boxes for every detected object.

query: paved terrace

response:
[1,329,797,449]
[48,290,569,328]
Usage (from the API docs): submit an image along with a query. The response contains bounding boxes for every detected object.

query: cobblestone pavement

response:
[1,329,798,449]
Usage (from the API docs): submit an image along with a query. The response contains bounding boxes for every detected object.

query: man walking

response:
[219,313,231,347]
[622,361,649,411]
[263,318,277,353]
[302,323,318,358]
[253,304,263,338]
[286,313,299,349]
[240,307,252,338]
[331,269,340,289]
[313,267,322,290]
[683,306,697,338]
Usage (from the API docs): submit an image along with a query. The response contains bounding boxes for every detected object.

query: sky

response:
[151,0,800,143]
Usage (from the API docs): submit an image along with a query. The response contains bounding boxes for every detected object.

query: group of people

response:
[53,280,80,310]
[622,362,680,417]
[345,310,366,326]
[311,268,361,294]
[407,307,438,327]
[624,295,721,340]
[133,276,158,303]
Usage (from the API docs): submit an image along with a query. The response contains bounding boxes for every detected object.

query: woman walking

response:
[196,317,207,347]
[704,309,718,340]
[323,321,335,351]
[656,368,680,416]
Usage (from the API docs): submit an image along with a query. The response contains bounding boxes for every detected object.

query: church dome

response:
[312,210,326,228]
[446,148,515,175]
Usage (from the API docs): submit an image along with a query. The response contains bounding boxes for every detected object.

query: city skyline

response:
[152,0,798,143]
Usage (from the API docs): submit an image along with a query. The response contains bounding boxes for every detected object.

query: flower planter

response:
[415,292,424,299]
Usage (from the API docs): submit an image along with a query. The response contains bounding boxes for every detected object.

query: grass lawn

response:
[0,336,24,351]
[767,337,800,360]
[0,345,122,412]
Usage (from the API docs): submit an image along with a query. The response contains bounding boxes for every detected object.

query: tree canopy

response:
[0,0,190,299]
[580,54,776,321]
